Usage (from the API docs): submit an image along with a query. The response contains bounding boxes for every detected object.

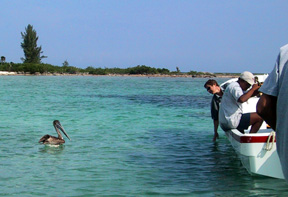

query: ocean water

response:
[0,76,287,196]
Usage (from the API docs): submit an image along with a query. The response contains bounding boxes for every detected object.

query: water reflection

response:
[38,145,65,155]
[132,129,288,195]
[211,140,288,195]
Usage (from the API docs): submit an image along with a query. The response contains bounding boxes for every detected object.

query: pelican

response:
[39,120,71,145]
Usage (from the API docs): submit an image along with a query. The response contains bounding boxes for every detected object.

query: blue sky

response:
[1,0,288,73]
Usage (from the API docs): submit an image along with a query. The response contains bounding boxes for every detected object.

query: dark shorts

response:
[237,113,250,131]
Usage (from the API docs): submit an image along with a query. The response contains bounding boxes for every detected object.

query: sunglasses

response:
[206,86,211,91]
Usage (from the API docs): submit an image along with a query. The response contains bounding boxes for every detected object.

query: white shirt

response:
[219,81,243,130]
[260,43,288,181]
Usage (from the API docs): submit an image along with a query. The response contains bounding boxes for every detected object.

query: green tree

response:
[21,24,47,63]
[1,56,5,64]
[63,60,69,67]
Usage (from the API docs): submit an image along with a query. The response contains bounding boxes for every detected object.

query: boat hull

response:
[225,129,284,179]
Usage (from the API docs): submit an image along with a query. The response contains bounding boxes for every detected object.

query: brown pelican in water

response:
[39,120,71,145]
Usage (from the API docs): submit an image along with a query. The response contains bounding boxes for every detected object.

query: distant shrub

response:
[129,65,158,75]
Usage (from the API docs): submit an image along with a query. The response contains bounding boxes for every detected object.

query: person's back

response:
[219,81,243,131]
[258,44,288,181]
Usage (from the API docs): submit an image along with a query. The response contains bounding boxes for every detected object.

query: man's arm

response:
[256,93,277,130]
[213,119,219,142]
[238,84,260,103]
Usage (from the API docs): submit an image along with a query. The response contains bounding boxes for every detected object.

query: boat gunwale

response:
[226,129,276,143]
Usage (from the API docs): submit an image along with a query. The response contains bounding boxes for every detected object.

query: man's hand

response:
[213,132,219,142]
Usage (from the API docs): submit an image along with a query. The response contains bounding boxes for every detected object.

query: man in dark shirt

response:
[204,79,223,142]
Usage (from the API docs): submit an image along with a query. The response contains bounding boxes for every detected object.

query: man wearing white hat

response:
[219,71,263,133]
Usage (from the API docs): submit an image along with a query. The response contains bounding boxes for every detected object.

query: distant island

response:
[0,62,244,78]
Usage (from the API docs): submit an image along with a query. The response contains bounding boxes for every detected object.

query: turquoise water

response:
[0,76,287,196]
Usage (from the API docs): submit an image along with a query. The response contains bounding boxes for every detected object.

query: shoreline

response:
[0,71,239,78]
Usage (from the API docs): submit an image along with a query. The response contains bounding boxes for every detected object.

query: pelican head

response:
[39,120,71,145]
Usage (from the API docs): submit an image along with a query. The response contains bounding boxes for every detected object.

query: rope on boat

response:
[265,131,275,151]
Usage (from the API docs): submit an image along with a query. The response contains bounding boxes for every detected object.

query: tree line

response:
[0,62,184,75]
[0,24,211,76]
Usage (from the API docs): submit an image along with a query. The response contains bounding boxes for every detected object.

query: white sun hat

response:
[240,71,255,85]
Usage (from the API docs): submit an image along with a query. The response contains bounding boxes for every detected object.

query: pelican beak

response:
[56,122,71,140]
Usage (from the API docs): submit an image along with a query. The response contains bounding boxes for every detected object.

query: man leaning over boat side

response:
[219,71,263,133]
[257,43,288,182]
[204,79,223,142]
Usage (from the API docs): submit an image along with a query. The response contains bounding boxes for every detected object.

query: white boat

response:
[221,75,284,179]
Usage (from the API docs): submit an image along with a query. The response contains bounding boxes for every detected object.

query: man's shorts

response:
[237,113,250,131]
